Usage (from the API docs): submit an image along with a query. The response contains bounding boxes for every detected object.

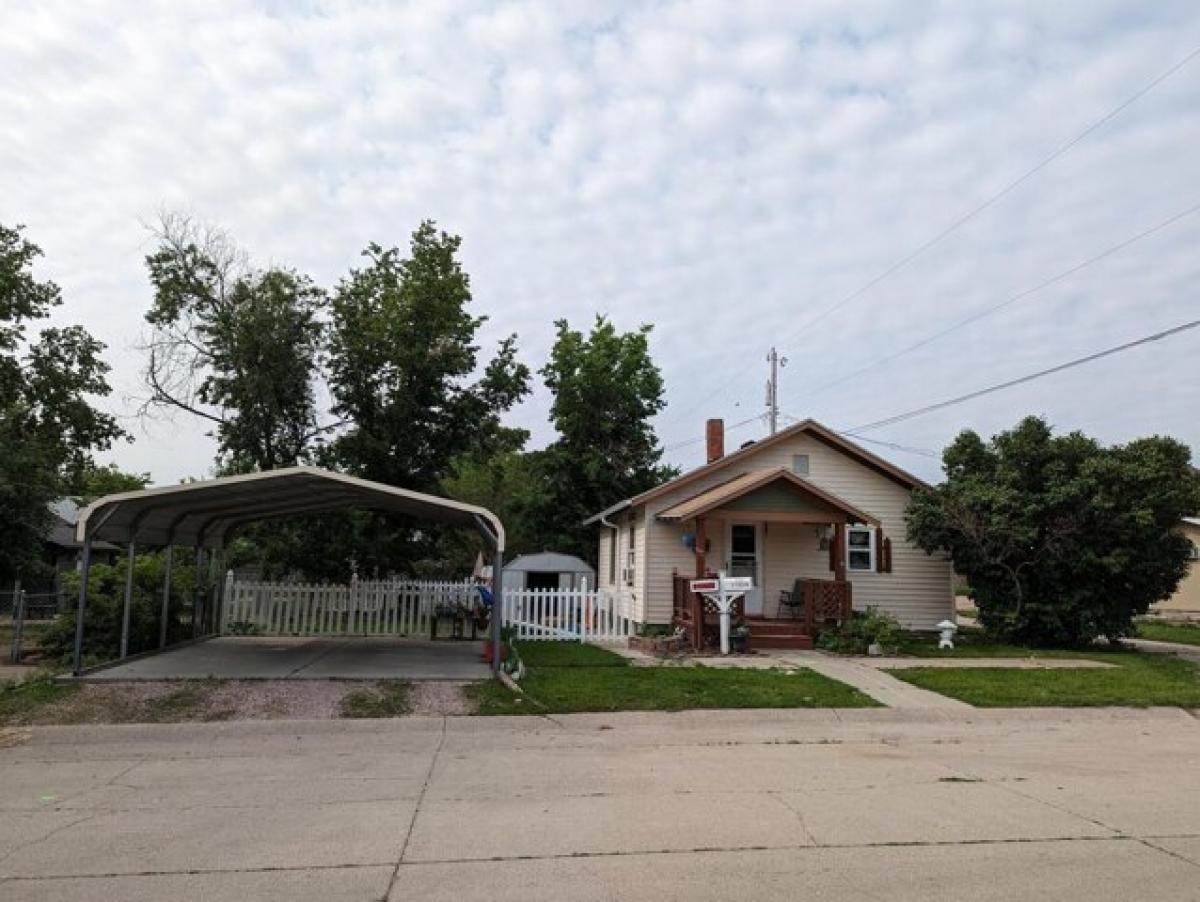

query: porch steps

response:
[745,617,814,650]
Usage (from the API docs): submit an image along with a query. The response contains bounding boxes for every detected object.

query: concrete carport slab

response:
[81,637,490,681]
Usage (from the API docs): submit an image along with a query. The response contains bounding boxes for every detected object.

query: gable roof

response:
[656,467,880,525]
[632,419,929,509]
[504,552,595,573]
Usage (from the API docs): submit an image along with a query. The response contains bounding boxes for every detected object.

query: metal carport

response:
[72,466,506,676]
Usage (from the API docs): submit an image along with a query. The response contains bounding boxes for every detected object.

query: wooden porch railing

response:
[802,578,853,634]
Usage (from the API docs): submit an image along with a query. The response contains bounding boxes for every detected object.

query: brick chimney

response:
[705,418,725,464]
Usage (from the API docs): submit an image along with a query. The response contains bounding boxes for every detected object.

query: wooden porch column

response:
[694,516,707,578]
[831,521,846,582]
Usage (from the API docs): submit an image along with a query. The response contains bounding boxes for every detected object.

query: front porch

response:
[658,468,888,651]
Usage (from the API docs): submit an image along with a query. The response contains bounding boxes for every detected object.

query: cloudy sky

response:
[4,0,1199,485]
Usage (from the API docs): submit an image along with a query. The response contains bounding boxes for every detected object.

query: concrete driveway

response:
[2,707,1199,900]
[82,636,490,681]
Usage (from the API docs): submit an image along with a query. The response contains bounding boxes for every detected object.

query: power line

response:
[661,413,762,453]
[775,44,1200,348]
[845,316,1200,434]
[778,413,937,458]
[658,43,1200,428]
[790,199,1200,404]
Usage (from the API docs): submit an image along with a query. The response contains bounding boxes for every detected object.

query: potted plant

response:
[729,622,750,654]
[483,624,515,663]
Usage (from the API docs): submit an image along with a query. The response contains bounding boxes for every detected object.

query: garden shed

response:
[503,552,595,592]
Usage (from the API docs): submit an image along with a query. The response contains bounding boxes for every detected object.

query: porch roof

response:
[655,468,880,525]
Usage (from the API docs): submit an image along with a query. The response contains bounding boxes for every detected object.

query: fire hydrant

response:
[936,619,958,650]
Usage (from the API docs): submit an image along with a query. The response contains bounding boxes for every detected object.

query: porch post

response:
[832,521,846,582]
[120,539,136,659]
[694,516,707,578]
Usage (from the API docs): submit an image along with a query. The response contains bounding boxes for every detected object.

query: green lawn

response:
[892,650,1200,708]
[468,641,877,715]
[893,629,1097,659]
[1137,621,1200,647]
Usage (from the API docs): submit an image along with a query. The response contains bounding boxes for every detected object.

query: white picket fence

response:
[502,584,636,644]
[220,576,475,637]
[220,574,637,645]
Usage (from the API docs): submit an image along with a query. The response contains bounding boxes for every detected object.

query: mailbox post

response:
[689,571,754,654]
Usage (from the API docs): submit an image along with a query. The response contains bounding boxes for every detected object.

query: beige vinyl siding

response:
[639,433,954,628]
[597,529,616,591]
[1154,522,1200,613]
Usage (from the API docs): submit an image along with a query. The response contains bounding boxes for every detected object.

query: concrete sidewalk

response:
[1,707,1198,900]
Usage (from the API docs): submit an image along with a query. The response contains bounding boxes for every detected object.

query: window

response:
[847,526,874,571]
[607,531,617,583]
[792,454,810,476]
[625,522,637,585]
[1190,541,1200,562]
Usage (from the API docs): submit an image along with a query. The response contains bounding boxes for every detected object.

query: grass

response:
[892,629,1097,659]
[892,649,1200,708]
[340,681,411,718]
[0,676,79,725]
[514,641,629,668]
[1137,621,1200,647]
[468,642,878,715]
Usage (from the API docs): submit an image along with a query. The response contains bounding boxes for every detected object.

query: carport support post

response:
[192,547,205,637]
[491,549,504,676]
[159,546,173,649]
[71,538,93,675]
[119,539,136,659]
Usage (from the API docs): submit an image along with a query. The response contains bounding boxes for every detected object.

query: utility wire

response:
[778,413,937,458]
[775,44,1200,348]
[659,44,1200,427]
[661,413,762,452]
[845,317,1200,434]
[791,199,1200,404]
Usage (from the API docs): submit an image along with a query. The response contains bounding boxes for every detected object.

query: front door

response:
[727,522,763,615]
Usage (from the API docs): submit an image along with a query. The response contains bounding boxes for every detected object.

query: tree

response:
[70,463,152,504]
[527,316,676,560]
[906,416,1200,646]
[141,213,326,473]
[325,223,530,571]
[0,224,124,583]
[326,222,530,490]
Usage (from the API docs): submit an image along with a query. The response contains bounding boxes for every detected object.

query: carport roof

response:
[75,465,505,550]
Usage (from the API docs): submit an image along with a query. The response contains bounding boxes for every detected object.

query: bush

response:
[42,551,194,664]
[907,417,1200,647]
[816,608,900,654]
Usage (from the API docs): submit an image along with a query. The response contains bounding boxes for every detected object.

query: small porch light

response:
[936,619,958,650]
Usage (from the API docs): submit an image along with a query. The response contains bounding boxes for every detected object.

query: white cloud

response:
[2,0,1198,484]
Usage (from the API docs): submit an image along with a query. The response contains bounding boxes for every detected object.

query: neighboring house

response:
[9,500,121,597]
[1153,517,1200,614]
[585,418,954,649]
[503,552,596,592]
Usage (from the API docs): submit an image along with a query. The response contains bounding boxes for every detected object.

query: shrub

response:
[907,417,1200,647]
[41,551,194,664]
[816,608,901,654]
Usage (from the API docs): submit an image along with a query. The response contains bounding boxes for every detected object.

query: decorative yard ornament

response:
[690,571,754,655]
[936,619,959,650]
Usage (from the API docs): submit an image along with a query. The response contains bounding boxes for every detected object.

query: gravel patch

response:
[17,679,482,724]
[407,681,474,715]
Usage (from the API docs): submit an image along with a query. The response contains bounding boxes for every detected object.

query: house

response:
[585,418,954,649]
[503,552,596,592]
[15,500,120,596]
[1152,517,1200,615]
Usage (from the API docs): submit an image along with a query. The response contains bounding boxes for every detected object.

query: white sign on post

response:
[689,571,753,654]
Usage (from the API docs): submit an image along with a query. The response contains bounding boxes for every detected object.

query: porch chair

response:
[778,578,805,620]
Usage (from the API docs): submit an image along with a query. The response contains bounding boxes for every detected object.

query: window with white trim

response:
[846,526,874,571]
[792,454,810,476]
[607,531,617,583]
[625,521,637,585]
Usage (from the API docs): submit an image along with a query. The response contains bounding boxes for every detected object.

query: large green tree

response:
[142,213,326,473]
[326,222,530,489]
[527,316,676,560]
[0,224,124,583]
[324,223,530,572]
[907,416,1200,646]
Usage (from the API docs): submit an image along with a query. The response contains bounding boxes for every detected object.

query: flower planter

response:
[482,640,508,664]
